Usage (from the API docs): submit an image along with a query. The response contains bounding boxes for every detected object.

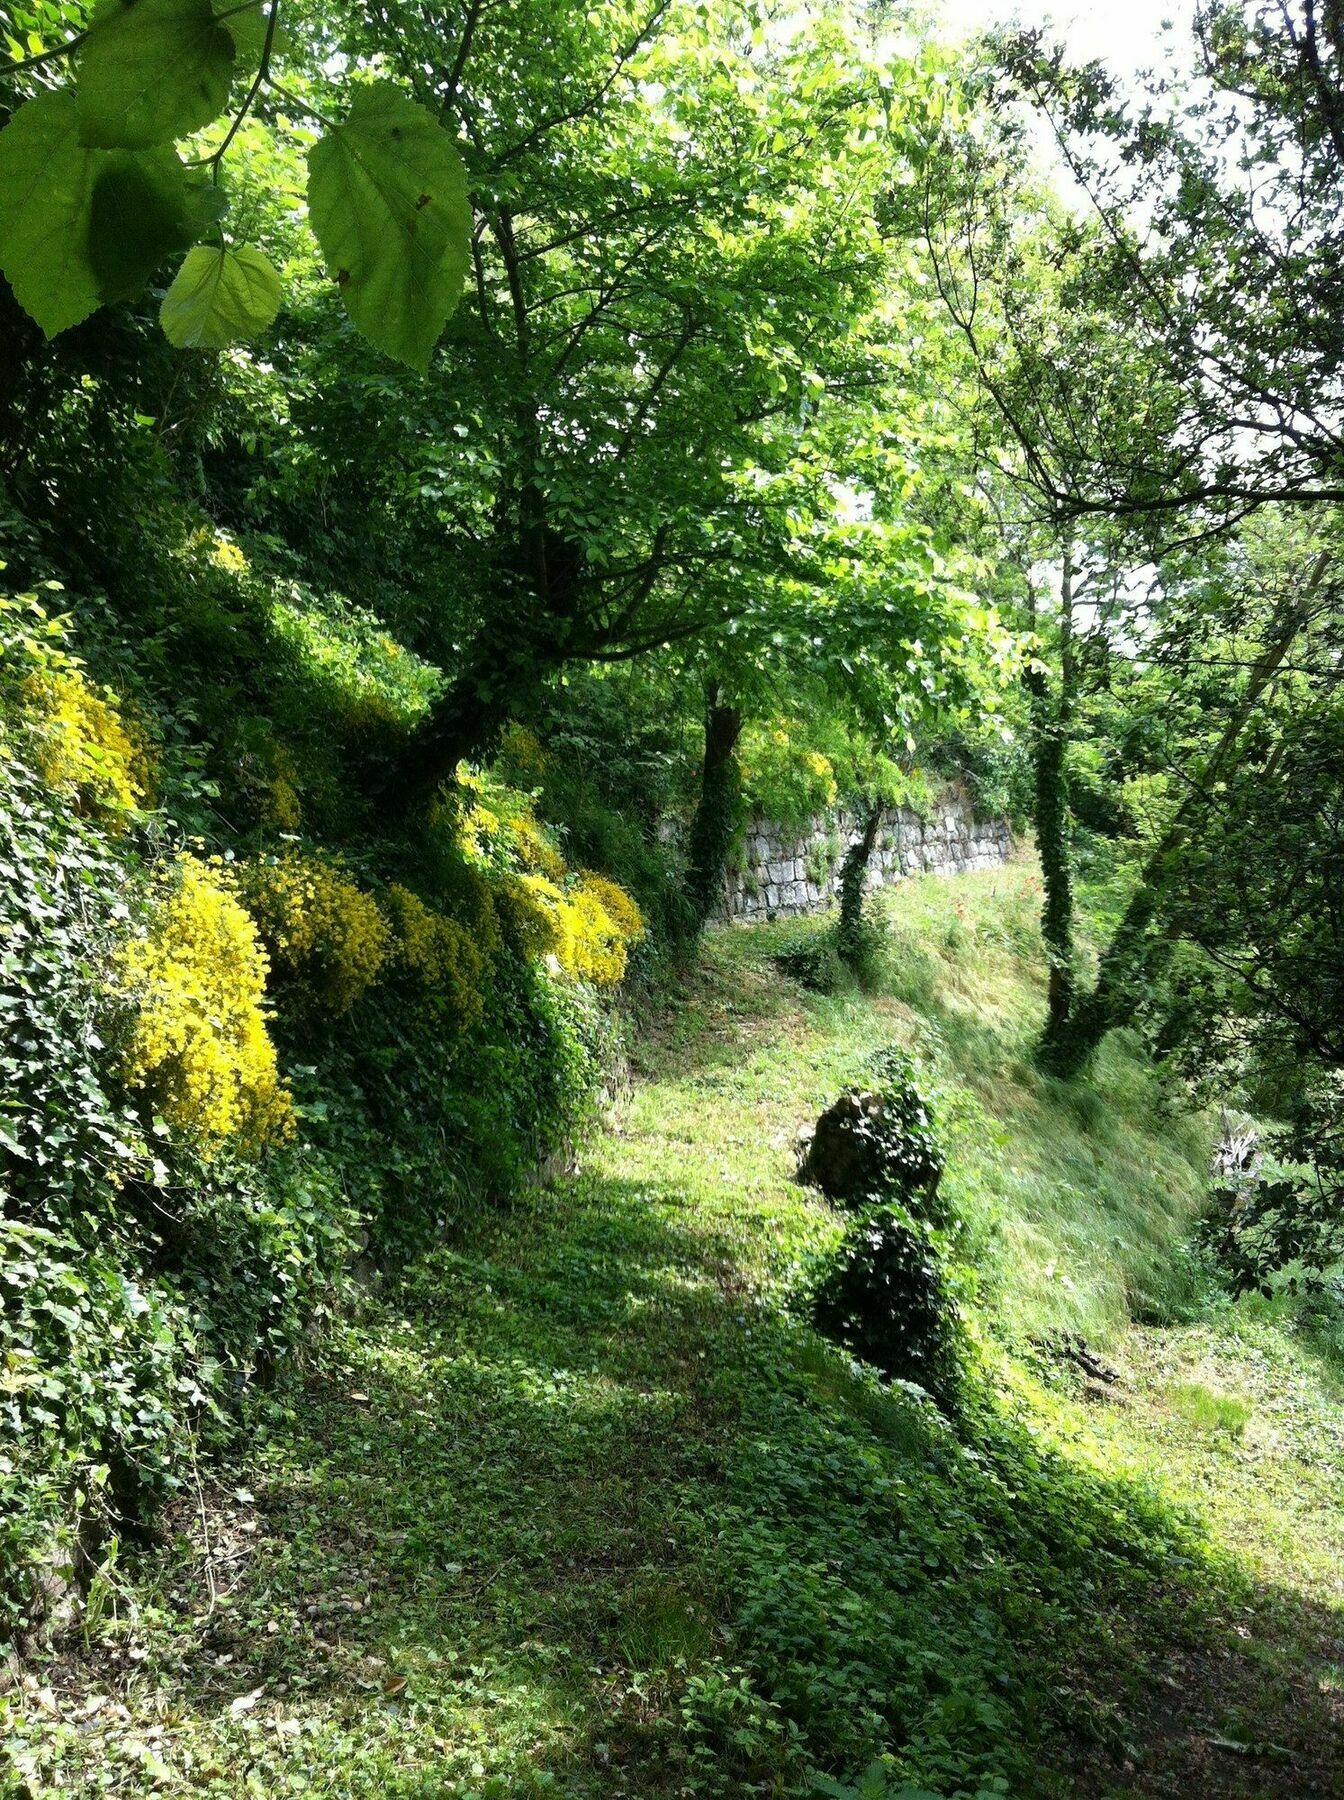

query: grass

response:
[3,858,1343,1799]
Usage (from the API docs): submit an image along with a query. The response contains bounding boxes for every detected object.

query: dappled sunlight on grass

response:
[7,858,1344,1799]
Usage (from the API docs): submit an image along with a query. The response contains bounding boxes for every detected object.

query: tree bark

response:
[684,685,743,936]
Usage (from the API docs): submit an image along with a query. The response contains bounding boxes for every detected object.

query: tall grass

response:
[715,859,1214,1346]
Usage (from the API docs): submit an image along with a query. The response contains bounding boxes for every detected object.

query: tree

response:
[971,2,1344,527]
[296,0,965,799]
[918,34,1344,1077]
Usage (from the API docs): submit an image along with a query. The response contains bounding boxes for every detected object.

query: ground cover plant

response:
[4,866,1342,1799]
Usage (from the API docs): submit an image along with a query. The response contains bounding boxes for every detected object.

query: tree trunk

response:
[837,800,884,971]
[1033,550,1078,1064]
[684,686,743,936]
[1037,570,1319,1079]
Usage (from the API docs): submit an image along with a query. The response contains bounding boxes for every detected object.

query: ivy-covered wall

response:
[725,787,1014,921]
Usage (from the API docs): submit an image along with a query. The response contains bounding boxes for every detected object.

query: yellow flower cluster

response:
[802,750,839,805]
[385,884,488,1029]
[499,870,644,988]
[207,534,249,576]
[498,722,548,778]
[240,851,391,1012]
[574,871,645,945]
[510,809,567,880]
[119,854,293,1151]
[22,665,150,819]
[498,872,570,964]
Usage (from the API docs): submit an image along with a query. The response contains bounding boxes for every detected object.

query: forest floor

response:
[4,862,1344,1799]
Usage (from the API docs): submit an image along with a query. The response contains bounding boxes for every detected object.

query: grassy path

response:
[4,870,1343,1798]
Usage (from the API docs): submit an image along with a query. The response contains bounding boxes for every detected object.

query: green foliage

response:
[306,82,472,372]
[160,241,281,347]
[0,0,472,361]
[864,1046,950,1208]
[810,1200,967,1403]
[773,929,847,995]
[0,87,202,336]
[76,0,236,150]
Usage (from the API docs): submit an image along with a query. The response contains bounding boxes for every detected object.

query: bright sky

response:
[932,0,1197,83]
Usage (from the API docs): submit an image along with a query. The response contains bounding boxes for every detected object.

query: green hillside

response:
[6,865,1341,1800]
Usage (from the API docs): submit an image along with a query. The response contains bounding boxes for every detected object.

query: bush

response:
[239,849,392,1013]
[799,1052,946,1219]
[811,1202,965,1403]
[118,853,294,1152]
[864,1046,948,1210]
[773,932,846,994]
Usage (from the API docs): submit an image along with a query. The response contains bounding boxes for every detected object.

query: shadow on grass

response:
[43,1166,1337,1800]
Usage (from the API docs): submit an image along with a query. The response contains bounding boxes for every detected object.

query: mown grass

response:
[4,858,1342,1799]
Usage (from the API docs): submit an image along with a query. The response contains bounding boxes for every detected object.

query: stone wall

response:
[723,787,1014,921]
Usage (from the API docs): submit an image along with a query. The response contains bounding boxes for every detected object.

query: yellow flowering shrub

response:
[119,854,293,1151]
[574,872,645,945]
[240,851,391,1012]
[498,872,572,964]
[510,807,567,880]
[499,870,644,987]
[206,533,249,576]
[22,664,150,819]
[498,722,548,779]
[385,884,488,1029]
[564,887,632,987]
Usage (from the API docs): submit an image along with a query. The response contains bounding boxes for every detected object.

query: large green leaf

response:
[160,241,281,346]
[306,82,472,371]
[87,146,194,302]
[0,91,104,336]
[77,0,236,150]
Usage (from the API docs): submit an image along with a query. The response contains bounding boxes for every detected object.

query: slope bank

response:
[3,861,1341,1799]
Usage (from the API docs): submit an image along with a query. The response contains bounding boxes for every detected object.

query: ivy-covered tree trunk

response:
[1037,577,1316,1079]
[684,686,743,936]
[1032,551,1077,1068]
[837,800,884,971]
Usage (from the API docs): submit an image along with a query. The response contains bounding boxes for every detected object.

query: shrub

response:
[21,665,149,820]
[574,870,645,945]
[863,1046,948,1210]
[799,1053,946,1219]
[497,869,644,988]
[1,590,151,823]
[0,1222,194,1641]
[118,854,294,1153]
[773,933,846,994]
[498,870,571,963]
[385,883,489,1029]
[739,720,839,828]
[565,876,644,987]
[240,849,391,1012]
[811,1202,964,1403]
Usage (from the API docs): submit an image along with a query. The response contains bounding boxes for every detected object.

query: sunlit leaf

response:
[77,0,236,150]
[0,91,103,336]
[160,241,281,346]
[306,82,471,371]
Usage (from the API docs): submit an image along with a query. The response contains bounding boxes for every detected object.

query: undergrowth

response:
[4,865,1342,1800]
